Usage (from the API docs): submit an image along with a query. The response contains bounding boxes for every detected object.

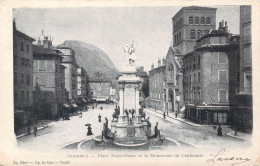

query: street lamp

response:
[176,94,180,118]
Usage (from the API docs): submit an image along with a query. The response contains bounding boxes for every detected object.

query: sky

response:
[13,6,240,72]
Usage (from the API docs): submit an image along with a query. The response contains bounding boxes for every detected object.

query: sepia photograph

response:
[0,1,259,165]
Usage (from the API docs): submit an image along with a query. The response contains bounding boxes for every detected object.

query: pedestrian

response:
[163,112,166,119]
[87,125,93,136]
[217,125,223,136]
[101,106,103,110]
[98,114,101,122]
[131,109,135,118]
[27,125,31,135]
[92,105,94,109]
[34,126,37,137]
[79,111,82,118]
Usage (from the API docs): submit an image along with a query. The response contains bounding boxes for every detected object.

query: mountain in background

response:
[59,40,119,80]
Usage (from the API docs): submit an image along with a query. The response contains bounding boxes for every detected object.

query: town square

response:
[13,5,252,152]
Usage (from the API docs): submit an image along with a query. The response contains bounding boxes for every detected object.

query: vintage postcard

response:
[0,0,260,165]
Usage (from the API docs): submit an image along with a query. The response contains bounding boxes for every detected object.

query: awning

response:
[63,103,70,108]
[72,104,78,108]
[187,105,230,111]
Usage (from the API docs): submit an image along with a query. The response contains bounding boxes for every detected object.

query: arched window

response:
[180,18,182,26]
[195,17,199,24]
[190,30,195,39]
[197,30,202,39]
[206,17,211,24]
[176,33,179,43]
[174,34,177,44]
[189,17,193,24]
[179,31,181,42]
[201,17,205,24]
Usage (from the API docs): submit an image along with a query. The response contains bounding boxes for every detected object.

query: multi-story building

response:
[89,72,111,102]
[165,46,184,115]
[13,22,35,132]
[147,59,166,111]
[33,37,65,119]
[135,66,149,107]
[231,6,252,131]
[77,67,87,98]
[183,21,239,125]
[172,6,217,54]
[57,46,78,100]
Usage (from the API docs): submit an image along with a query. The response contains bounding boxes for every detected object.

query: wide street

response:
[16,103,251,152]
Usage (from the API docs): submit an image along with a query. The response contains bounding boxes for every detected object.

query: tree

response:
[142,80,149,98]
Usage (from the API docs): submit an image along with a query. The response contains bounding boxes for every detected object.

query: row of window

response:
[174,18,183,31]
[183,72,201,84]
[189,16,211,25]
[173,16,212,32]
[14,72,31,86]
[184,89,228,103]
[15,41,30,53]
[150,78,165,88]
[184,70,228,85]
[14,55,32,68]
[150,92,165,100]
[174,31,182,44]
[14,89,30,102]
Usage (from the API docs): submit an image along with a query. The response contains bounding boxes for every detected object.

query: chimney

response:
[224,21,228,33]
[37,37,41,46]
[43,36,49,49]
[158,58,161,67]
[151,63,154,70]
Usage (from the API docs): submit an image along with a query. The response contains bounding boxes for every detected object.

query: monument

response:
[110,41,149,147]
[89,42,170,150]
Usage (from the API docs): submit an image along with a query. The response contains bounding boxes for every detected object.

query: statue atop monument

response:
[122,41,137,68]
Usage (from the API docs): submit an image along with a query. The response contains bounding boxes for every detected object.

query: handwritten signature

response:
[206,148,250,165]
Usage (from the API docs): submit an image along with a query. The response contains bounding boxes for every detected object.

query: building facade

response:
[33,39,65,119]
[147,59,166,111]
[231,6,252,131]
[183,22,239,125]
[77,67,87,98]
[89,72,111,102]
[57,46,78,100]
[165,46,184,115]
[13,23,35,131]
[172,6,217,54]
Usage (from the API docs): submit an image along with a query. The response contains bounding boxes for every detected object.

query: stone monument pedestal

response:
[111,68,149,147]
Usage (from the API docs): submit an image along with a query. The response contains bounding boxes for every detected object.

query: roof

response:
[14,29,35,42]
[172,6,217,20]
[56,45,73,50]
[197,29,229,42]
[169,46,182,55]
[135,71,148,77]
[149,65,166,75]
[184,43,239,57]
[33,45,63,57]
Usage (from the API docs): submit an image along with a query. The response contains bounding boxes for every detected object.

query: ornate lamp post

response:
[176,94,180,118]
